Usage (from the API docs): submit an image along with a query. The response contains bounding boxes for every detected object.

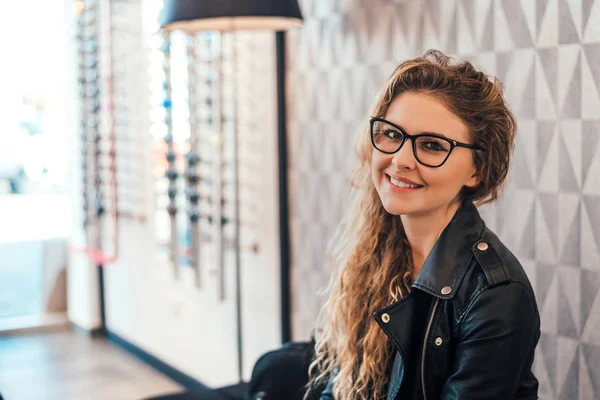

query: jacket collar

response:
[411,198,486,300]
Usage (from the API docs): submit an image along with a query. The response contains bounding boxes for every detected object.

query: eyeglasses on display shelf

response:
[160,30,181,278]
[76,0,134,265]
[110,0,149,224]
[76,0,103,250]
[186,32,204,287]
[150,10,265,304]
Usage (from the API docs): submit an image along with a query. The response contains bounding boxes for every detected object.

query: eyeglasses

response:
[370,117,481,168]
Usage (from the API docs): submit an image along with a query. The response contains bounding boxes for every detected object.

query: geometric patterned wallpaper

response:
[285,0,600,398]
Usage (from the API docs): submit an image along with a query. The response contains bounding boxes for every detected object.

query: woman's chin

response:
[381,201,416,216]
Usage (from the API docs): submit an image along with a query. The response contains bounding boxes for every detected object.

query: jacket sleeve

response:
[440,281,540,399]
[319,368,338,400]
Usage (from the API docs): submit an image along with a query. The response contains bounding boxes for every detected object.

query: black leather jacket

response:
[320,200,540,399]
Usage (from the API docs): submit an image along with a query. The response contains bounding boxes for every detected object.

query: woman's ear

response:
[464,171,480,188]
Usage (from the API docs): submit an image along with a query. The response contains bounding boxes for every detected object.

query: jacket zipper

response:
[421,298,440,400]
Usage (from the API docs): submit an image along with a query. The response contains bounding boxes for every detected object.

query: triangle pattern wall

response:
[286,0,600,398]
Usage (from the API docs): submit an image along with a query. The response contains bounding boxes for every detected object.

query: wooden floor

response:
[0,329,183,400]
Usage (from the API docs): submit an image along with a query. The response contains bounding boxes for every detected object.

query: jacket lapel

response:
[373,294,415,399]
[411,199,486,300]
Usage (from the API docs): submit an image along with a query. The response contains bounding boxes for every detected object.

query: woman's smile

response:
[387,175,425,192]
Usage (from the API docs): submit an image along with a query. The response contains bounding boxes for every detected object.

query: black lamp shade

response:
[160,0,304,32]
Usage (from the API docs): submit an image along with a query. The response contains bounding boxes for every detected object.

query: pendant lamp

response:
[160,0,303,32]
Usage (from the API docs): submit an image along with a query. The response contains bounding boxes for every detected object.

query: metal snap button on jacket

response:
[435,337,443,346]
[441,286,452,295]
[382,313,390,323]
[477,241,489,251]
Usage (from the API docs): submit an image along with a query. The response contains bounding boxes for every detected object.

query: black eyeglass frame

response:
[369,116,482,168]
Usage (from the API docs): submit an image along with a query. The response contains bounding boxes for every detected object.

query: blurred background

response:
[1,0,600,399]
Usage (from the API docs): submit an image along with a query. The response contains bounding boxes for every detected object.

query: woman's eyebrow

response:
[420,130,450,139]
[390,121,449,139]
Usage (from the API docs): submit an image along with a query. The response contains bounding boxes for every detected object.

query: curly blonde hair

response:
[304,49,517,399]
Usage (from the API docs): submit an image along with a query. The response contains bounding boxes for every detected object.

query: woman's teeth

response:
[390,176,422,188]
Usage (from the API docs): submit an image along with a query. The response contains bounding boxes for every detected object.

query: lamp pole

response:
[275,31,291,344]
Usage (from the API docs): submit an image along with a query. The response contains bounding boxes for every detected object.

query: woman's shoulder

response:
[474,227,534,290]
[452,226,538,321]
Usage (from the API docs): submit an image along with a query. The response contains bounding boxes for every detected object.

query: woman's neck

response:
[401,200,462,277]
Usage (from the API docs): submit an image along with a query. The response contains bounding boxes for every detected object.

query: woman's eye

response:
[384,130,401,140]
[419,139,449,152]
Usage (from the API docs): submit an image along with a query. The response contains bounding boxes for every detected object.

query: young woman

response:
[307,50,541,400]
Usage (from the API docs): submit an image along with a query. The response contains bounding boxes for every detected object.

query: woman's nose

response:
[391,139,417,170]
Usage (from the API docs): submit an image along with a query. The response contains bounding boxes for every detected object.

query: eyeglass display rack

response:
[78,0,262,297]
[75,0,146,264]
[157,28,225,291]
[185,32,201,286]
[107,0,147,225]
[159,31,180,277]
[76,0,106,258]
[155,26,261,298]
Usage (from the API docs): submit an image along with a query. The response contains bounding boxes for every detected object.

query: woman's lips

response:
[387,175,424,192]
